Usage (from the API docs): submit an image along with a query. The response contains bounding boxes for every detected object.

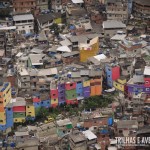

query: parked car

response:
[44,116,54,124]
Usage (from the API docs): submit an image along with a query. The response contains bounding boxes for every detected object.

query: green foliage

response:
[50,23,60,36]
[0,8,11,17]
[82,95,114,110]
[36,107,49,118]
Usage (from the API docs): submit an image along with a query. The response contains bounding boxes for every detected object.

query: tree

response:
[37,107,49,118]
[50,23,60,36]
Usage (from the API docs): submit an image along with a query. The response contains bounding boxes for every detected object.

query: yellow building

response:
[51,98,58,104]
[113,78,127,92]
[14,118,26,123]
[83,80,90,87]
[79,37,99,62]
[0,82,11,107]
[0,112,6,125]
[26,104,35,118]
[0,82,11,126]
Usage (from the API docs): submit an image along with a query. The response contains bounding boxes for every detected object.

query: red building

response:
[144,66,150,87]
[112,66,120,81]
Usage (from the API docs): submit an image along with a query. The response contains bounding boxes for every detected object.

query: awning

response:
[66,124,73,129]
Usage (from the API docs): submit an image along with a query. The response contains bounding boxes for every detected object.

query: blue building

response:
[105,64,113,88]
[41,99,50,108]
[5,104,13,128]
[76,81,84,100]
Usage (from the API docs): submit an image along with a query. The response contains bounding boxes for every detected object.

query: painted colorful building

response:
[58,83,66,105]
[76,81,84,100]
[50,88,58,107]
[127,78,150,98]
[0,77,104,131]
[105,64,120,88]
[26,103,35,120]
[144,66,150,87]
[83,80,91,98]
[90,78,102,96]
[79,37,99,62]
[0,82,12,131]
[13,99,26,123]
[113,77,127,92]
[65,82,78,105]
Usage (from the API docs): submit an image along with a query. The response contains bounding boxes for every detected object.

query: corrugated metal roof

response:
[13,14,34,21]
[103,20,126,29]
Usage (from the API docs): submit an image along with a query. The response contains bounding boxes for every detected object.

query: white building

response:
[13,14,34,34]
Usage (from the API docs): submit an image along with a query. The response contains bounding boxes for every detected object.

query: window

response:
[146,88,149,92]
[54,99,56,101]
[8,108,11,111]
[47,102,49,104]
[145,81,149,84]
[70,83,73,86]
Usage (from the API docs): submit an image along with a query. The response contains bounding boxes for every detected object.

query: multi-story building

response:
[127,69,150,98]
[106,0,128,22]
[83,80,91,98]
[13,0,36,14]
[13,14,34,34]
[91,78,103,96]
[26,102,35,120]
[13,98,26,123]
[144,66,150,87]
[105,64,120,88]
[65,81,78,105]
[58,82,66,105]
[132,0,150,20]
[50,81,58,108]
[36,0,49,11]
[69,130,87,150]
[0,82,12,131]
[102,20,126,37]
[113,77,127,92]
[54,0,63,12]
[79,37,99,62]
[0,31,6,53]
[17,67,31,94]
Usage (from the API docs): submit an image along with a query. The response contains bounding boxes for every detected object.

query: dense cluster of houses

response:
[0,0,150,150]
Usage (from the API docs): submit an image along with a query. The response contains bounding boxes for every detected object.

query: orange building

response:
[79,37,99,62]
[90,78,102,96]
